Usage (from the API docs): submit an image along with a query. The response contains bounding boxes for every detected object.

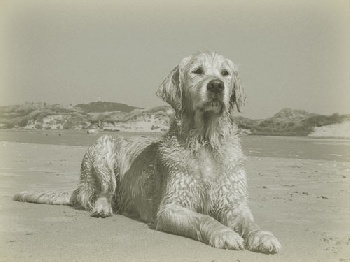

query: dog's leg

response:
[77,135,117,217]
[90,171,116,218]
[156,204,244,250]
[91,135,118,218]
[218,203,281,254]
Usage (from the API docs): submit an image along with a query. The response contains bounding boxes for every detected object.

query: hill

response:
[0,102,170,132]
[76,101,140,113]
[234,108,350,136]
[0,103,349,136]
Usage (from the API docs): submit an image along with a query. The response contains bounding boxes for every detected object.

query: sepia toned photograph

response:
[0,0,349,261]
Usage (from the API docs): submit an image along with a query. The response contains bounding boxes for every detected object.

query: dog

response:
[14,51,281,253]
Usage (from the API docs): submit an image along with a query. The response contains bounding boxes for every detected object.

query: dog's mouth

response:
[203,100,224,113]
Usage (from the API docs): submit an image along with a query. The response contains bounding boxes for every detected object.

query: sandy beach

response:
[0,141,349,262]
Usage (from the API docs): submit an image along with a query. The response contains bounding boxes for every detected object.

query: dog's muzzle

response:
[207,79,224,94]
[203,79,225,113]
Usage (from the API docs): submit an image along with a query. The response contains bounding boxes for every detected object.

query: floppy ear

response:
[156,66,182,115]
[230,70,246,113]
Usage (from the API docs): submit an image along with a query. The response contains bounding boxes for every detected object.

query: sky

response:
[0,0,349,119]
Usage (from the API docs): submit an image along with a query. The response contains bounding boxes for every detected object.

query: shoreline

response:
[2,127,350,138]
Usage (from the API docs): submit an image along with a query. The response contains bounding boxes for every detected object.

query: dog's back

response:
[14,135,161,220]
[117,139,163,222]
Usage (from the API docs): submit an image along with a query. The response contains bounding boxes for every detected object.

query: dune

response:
[309,121,350,138]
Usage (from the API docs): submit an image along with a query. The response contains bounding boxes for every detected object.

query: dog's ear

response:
[230,70,246,113]
[156,66,182,114]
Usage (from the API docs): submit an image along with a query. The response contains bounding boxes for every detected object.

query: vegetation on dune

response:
[76,101,140,113]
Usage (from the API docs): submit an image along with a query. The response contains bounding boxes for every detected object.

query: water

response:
[0,129,349,162]
[241,135,350,162]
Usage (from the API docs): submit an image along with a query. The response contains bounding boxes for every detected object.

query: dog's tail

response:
[13,190,76,206]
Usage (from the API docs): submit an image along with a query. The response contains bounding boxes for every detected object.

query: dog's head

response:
[157,51,246,117]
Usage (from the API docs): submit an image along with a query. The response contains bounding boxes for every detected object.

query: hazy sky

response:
[0,0,349,118]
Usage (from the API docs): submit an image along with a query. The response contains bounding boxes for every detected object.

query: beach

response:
[0,139,349,261]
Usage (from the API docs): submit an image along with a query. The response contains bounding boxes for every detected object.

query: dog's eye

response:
[192,67,204,75]
[221,69,230,76]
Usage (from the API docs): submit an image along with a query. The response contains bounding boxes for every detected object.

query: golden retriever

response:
[14,51,281,253]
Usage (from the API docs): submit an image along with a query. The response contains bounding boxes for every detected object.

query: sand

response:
[309,121,350,139]
[0,141,349,262]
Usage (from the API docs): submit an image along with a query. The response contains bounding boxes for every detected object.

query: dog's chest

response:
[184,148,246,214]
[191,149,224,182]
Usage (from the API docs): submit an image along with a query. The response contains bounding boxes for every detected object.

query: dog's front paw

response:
[209,229,244,250]
[91,197,113,218]
[246,230,281,254]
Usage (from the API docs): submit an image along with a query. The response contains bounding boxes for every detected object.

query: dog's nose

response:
[207,80,224,93]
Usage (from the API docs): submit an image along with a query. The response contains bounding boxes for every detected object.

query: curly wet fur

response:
[14,51,281,253]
